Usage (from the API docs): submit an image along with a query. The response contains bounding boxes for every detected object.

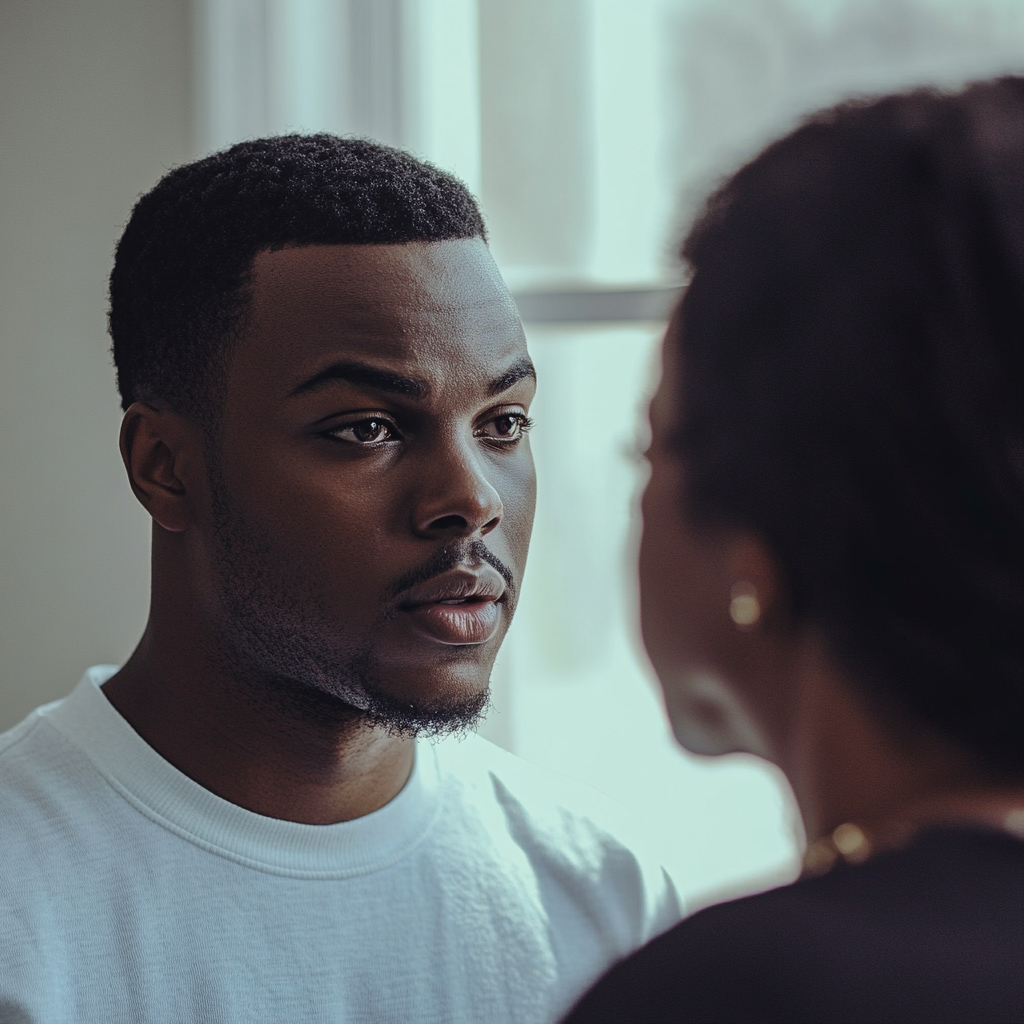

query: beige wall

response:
[0,0,193,731]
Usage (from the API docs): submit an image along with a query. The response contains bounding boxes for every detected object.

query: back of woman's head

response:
[675,77,1024,776]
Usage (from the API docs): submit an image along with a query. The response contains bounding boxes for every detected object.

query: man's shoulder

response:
[429,733,681,915]
[0,705,46,758]
[427,732,683,955]
[0,683,118,849]
[0,696,74,785]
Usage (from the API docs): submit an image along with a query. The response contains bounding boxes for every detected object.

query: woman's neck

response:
[778,640,1023,846]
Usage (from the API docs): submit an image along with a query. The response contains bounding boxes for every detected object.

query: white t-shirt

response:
[0,666,682,1024]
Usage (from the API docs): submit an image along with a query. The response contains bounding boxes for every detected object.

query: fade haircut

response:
[674,78,1024,776]
[109,134,486,419]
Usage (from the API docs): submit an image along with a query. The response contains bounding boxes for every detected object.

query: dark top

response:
[563,827,1024,1024]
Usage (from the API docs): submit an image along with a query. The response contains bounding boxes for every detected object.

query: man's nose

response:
[412,442,503,539]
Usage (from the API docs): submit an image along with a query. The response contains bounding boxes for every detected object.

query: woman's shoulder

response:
[563,827,1024,1024]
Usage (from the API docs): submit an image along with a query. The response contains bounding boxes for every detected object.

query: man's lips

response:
[397,566,506,646]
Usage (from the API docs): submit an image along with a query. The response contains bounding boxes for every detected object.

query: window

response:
[195,0,1024,906]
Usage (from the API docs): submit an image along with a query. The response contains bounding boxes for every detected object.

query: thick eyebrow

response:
[487,358,536,397]
[289,361,429,399]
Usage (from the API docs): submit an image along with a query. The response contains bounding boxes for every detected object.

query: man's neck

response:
[102,621,415,826]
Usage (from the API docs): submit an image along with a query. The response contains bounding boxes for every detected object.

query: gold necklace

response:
[802,807,1024,878]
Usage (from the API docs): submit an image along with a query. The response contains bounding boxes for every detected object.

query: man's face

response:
[196,238,536,735]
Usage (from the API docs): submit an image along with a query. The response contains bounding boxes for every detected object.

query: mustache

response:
[385,540,516,604]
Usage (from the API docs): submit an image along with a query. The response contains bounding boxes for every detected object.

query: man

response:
[0,135,681,1023]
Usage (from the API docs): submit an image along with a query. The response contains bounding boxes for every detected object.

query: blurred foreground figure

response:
[0,135,680,1023]
[566,78,1024,1024]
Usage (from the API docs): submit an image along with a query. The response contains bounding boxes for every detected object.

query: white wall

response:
[0,0,193,731]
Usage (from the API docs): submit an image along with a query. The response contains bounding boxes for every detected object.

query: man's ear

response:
[119,402,205,533]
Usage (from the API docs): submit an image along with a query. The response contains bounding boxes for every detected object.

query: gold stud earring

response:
[729,581,761,628]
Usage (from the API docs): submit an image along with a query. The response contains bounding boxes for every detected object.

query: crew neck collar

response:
[41,667,441,879]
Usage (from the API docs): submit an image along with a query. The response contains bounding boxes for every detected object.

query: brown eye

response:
[331,418,396,445]
[353,419,387,442]
[477,413,532,442]
[494,415,520,437]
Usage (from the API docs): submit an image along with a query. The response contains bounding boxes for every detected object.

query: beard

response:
[205,468,499,739]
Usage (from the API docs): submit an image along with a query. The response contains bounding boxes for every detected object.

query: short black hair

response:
[109,134,486,417]
[674,77,1024,775]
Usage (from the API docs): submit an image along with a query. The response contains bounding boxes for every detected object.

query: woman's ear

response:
[119,402,205,533]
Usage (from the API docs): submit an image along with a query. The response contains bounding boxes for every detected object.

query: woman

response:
[565,78,1024,1023]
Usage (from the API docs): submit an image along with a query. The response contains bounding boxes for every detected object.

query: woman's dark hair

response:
[109,134,485,419]
[674,77,1024,775]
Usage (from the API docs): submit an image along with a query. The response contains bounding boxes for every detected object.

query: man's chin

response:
[358,682,492,739]
[339,653,496,739]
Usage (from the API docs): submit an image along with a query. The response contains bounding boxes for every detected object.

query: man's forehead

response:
[251,238,507,314]
[239,238,528,392]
